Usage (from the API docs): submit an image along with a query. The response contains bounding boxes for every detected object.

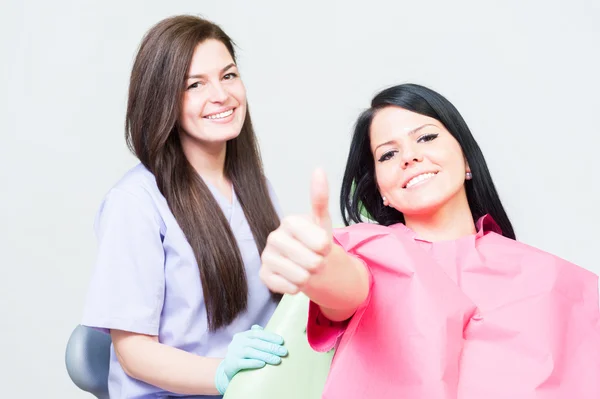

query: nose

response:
[400,144,423,169]
[208,81,228,103]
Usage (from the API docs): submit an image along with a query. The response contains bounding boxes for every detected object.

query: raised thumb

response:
[310,168,331,231]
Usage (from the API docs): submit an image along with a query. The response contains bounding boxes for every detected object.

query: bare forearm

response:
[302,244,369,321]
[113,332,221,395]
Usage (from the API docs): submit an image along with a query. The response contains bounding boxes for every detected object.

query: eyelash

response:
[417,133,438,143]
[186,72,239,90]
[187,82,202,90]
[377,133,439,162]
[378,151,397,162]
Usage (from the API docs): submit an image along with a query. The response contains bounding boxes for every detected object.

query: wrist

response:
[214,359,228,395]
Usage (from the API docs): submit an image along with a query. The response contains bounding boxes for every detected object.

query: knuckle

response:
[258,267,269,283]
[315,253,326,267]
[313,260,326,273]
[270,230,287,247]
[265,232,278,248]
[305,255,323,271]
[318,232,330,251]
[279,221,293,233]
[260,250,272,265]
[281,215,300,229]
[297,272,310,286]
[268,275,282,290]
[281,217,294,230]
[235,332,248,343]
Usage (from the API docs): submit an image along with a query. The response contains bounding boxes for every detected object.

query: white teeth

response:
[205,109,233,119]
[405,172,436,188]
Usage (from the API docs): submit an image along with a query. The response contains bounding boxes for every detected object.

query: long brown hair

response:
[125,15,281,331]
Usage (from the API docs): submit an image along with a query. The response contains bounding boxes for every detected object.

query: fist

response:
[260,169,333,294]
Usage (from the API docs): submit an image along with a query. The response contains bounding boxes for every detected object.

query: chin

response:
[399,198,447,217]
[221,129,242,140]
[401,207,440,218]
[206,126,243,142]
[401,188,467,218]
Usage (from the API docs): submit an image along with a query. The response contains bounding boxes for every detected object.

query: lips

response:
[403,172,438,189]
[203,108,234,120]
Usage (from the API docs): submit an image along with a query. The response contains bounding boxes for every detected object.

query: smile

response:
[404,172,438,189]
[204,109,234,120]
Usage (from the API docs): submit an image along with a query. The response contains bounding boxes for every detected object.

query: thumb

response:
[311,168,331,232]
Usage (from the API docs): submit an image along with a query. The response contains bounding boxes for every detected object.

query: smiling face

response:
[179,39,247,150]
[370,106,471,218]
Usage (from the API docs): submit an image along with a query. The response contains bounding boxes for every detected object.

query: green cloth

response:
[224,293,335,398]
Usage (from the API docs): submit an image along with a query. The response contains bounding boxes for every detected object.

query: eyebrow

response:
[186,63,236,79]
[373,123,438,152]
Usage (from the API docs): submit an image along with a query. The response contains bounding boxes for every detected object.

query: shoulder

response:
[95,164,164,229]
[108,163,160,201]
[482,232,570,264]
[481,232,598,284]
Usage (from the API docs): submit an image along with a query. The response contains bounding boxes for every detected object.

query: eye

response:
[378,150,397,162]
[417,133,439,143]
[186,81,203,90]
[223,72,238,80]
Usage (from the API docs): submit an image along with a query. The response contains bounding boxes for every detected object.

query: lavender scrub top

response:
[81,163,281,398]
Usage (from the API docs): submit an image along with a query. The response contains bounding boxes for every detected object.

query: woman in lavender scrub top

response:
[82,15,287,398]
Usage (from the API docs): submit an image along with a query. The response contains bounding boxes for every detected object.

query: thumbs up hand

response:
[310,168,333,240]
[259,169,333,295]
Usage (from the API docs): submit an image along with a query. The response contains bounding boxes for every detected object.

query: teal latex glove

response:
[215,325,287,395]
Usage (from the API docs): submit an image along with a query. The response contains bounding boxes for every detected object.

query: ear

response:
[382,195,389,206]
[376,180,388,206]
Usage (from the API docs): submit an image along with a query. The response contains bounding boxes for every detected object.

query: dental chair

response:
[65,324,111,399]
[65,294,333,399]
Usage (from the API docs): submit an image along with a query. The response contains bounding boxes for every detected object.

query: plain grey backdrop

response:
[1,0,598,396]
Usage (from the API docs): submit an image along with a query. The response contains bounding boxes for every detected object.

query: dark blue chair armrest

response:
[65,325,111,399]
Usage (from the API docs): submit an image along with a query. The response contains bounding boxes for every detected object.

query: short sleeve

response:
[306,238,374,352]
[81,188,165,335]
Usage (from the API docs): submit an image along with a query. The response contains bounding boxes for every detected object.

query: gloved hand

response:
[214,325,287,394]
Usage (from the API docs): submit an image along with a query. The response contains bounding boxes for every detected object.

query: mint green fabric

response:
[223,293,335,398]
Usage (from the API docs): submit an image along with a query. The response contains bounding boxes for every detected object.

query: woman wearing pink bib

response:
[259,83,600,398]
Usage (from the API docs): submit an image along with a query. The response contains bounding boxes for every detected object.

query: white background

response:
[1,0,598,396]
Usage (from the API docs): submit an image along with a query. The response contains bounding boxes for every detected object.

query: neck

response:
[180,134,228,186]
[404,190,476,242]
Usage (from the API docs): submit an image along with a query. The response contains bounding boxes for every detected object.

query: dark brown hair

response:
[341,83,515,239]
[125,15,281,331]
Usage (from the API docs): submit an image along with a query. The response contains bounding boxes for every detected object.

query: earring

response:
[466,172,473,180]
[382,196,388,206]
